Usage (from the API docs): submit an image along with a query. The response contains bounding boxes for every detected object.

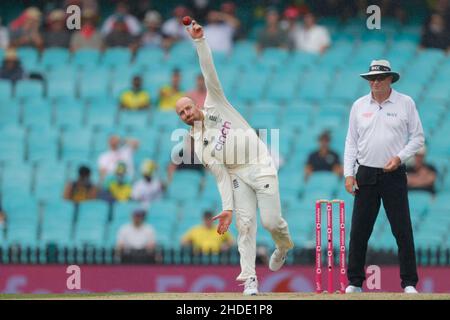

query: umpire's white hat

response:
[360,60,400,83]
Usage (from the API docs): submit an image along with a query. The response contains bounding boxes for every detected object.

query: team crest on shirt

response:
[205,111,222,125]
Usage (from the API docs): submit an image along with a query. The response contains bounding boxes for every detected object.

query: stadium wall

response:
[0,265,449,294]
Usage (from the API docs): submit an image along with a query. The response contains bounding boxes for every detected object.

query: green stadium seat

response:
[22,97,52,127]
[85,96,117,128]
[134,48,165,68]
[41,200,75,248]
[34,160,66,201]
[79,69,111,100]
[0,97,20,126]
[17,47,39,70]
[0,124,25,161]
[0,79,13,100]
[72,48,101,69]
[167,179,200,202]
[54,97,84,128]
[15,80,44,99]
[150,110,182,131]
[26,124,59,162]
[258,48,289,68]
[47,77,77,100]
[61,126,93,162]
[41,48,70,70]
[101,47,132,68]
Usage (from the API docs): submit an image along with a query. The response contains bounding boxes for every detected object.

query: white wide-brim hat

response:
[360,60,400,83]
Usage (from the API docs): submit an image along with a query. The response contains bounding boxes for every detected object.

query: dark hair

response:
[203,211,213,219]
[319,130,331,141]
[78,166,91,178]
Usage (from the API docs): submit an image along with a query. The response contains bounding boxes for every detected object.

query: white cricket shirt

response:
[291,24,331,54]
[344,89,425,177]
[190,37,276,211]
[117,223,156,250]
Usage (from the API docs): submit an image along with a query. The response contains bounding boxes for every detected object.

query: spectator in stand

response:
[281,6,302,38]
[104,16,139,51]
[256,8,289,51]
[101,1,141,37]
[0,209,7,239]
[0,17,9,49]
[44,9,71,48]
[420,13,450,51]
[161,5,191,44]
[167,135,205,183]
[204,10,240,54]
[98,135,139,181]
[406,147,437,195]
[290,12,331,54]
[140,10,163,49]
[158,68,185,111]
[378,0,409,25]
[63,165,97,202]
[181,211,234,255]
[132,160,164,210]
[312,0,350,20]
[187,0,212,24]
[304,131,342,181]
[187,74,207,108]
[0,49,26,83]
[101,162,133,202]
[431,0,450,29]
[63,0,99,15]
[116,209,157,263]
[220,1,243,40]
[119,75,151,110]
[129,0,153,21]
[9,7,44,50]
[70,9,103,51]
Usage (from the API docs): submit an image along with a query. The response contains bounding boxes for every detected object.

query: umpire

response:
[343,60,424,293]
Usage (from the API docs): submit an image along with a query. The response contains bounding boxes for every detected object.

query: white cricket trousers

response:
[229,165,294,282]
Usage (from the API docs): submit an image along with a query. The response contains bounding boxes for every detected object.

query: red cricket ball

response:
[182,16,192,26]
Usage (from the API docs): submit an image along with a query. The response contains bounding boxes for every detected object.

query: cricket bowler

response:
[174,21,294,295]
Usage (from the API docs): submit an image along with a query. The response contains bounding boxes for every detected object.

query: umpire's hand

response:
[212,210,233,235]
[345,176,358,196]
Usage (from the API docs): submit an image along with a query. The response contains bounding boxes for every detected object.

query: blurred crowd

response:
[0,0,447,56]
[0,0,446,261]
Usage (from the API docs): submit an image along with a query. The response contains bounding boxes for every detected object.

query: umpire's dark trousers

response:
[347,164,419,289]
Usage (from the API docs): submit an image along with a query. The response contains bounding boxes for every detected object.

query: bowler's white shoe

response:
[404,286,418,293]
[345,285,363,293]
[243,276,258,296]
[269,248,287,271]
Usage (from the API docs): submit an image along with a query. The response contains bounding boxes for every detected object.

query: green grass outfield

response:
[1,292,449,300]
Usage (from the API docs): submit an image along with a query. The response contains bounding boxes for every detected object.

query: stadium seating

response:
[0,12,449,257]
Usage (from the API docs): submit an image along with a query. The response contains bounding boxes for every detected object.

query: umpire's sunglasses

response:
[367,74,391,81]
